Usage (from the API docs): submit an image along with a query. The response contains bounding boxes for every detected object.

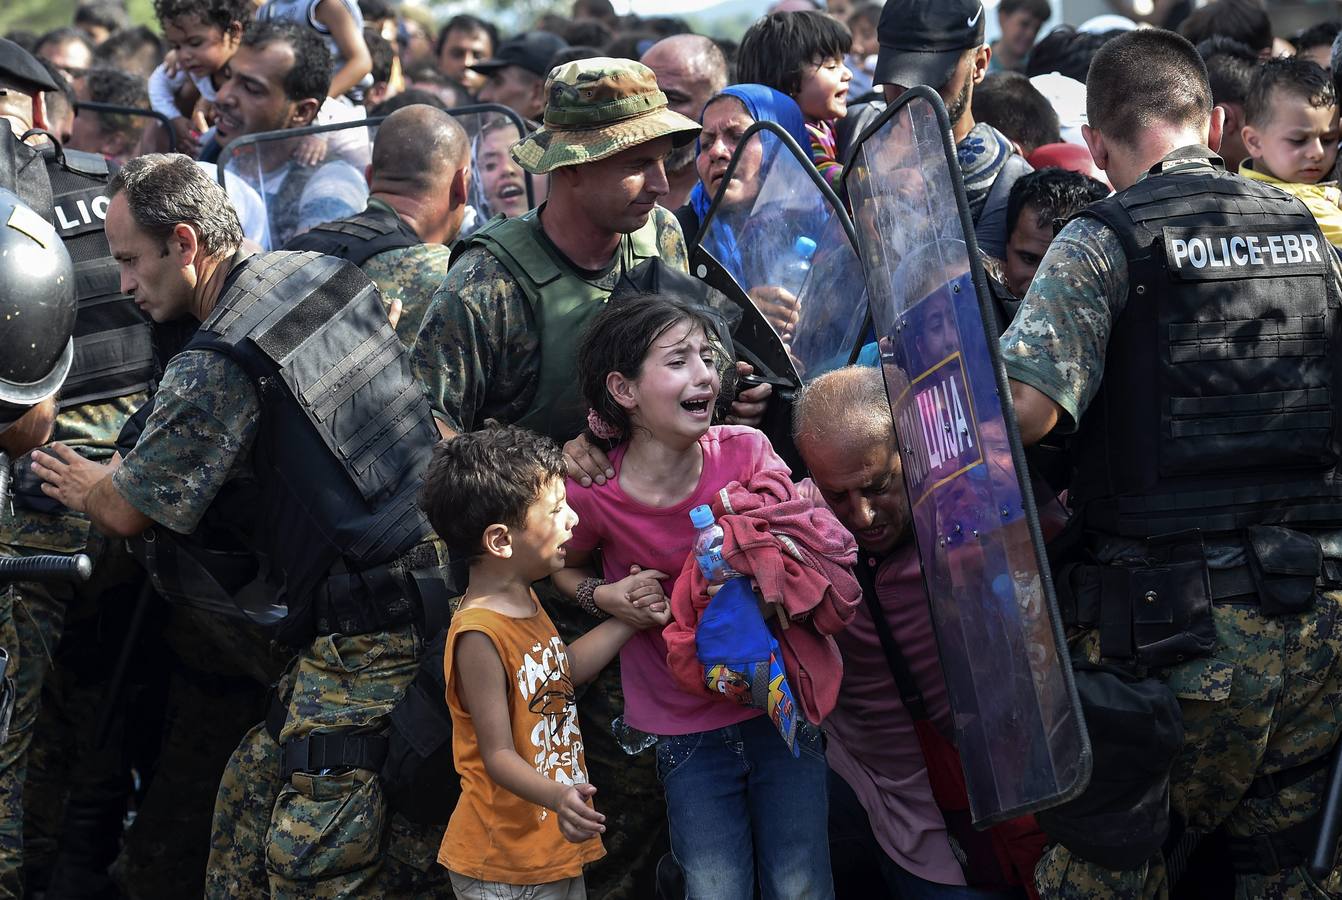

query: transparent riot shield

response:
[844,87,1090,826]
[694,121,870,384]
[691,121,871,471]
[215,104,535,250]
[215,116,374,249]
[461,107,543,232]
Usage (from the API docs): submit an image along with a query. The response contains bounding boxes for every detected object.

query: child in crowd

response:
[256,0,370,101]
[426,426,662,899]
[1239,55,1342,247]
[148,0,251,157]
[736,10,853,186]
[474,117,542,221]
[255,0,372,165]
[558,293,834,899]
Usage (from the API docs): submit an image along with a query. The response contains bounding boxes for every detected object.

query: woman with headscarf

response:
[675,83,812,247]
[678,84,832,347]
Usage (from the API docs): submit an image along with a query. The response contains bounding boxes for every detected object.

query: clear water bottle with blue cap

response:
[767,235,818,296]
[690,504,742,585]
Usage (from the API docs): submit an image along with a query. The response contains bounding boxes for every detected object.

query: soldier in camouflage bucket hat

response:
[512,57,701,174]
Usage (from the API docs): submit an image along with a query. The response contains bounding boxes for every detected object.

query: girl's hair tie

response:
[586,408,622,441]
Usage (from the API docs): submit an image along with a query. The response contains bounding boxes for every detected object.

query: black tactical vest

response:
[1070,148,1342,536]
[0,136,154,409]
[283,201,422,265]
[185,251,438,636]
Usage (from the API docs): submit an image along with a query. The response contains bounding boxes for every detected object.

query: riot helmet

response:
[0,187,76,431]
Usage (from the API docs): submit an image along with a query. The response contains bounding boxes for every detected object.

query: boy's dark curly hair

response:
[154,0,253,34]
[419,426,566,560]
[1244,55,1336,129]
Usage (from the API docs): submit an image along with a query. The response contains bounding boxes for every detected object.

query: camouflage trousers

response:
[0,529,139,898]
[0,574,71,900]
[205,624,451,898]
[1036,593,1342,899]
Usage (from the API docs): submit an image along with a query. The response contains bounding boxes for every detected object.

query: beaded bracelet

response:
[577,577,609,618]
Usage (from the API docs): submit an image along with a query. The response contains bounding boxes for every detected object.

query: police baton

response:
[0,552,93,585]
[1309,738,1342,879]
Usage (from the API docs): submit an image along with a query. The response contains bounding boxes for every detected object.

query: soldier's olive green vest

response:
[464,208,661,441]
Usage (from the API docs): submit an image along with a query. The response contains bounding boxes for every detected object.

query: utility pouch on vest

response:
[1062,538,1215,668]
[1245,525,1321,617]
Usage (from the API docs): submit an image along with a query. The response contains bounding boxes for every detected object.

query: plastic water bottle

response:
[690,504,742,584]
[768,235,818,294]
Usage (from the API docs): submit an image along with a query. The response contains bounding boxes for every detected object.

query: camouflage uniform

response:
[410,204,689,435]
[0,394,145,898]
[112,348,449,897]
[107,606,284,899]
[1001,173,1342,897]
[359,238,453,349]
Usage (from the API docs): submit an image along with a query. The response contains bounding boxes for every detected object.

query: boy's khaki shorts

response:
[448,871,586,900]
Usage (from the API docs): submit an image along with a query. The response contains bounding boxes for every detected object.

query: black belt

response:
[1062,560,1324,624]
[1207,564,1256,602]
[266,687,390,779]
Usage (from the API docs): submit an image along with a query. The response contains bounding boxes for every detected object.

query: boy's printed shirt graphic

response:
[518,634,587,820]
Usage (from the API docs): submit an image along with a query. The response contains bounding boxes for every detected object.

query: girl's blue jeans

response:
[655,714,834,900]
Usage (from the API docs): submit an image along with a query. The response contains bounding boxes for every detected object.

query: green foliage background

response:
[0,0,750,48]
[0,0,157,39]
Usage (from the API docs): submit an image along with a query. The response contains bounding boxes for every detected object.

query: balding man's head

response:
[794,365,892,451]
[371,104,469,193]
[641,35,727,174]
[642,35,728,121]
[794,366,911,555]
[369,104,472,244]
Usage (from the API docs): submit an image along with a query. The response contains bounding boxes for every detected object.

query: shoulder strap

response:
[854,552,930,721]
[0,134,54,224]
[285,204,422,266]
[59,148,111,179]
[624,209,663,262]
[467,209,561,287]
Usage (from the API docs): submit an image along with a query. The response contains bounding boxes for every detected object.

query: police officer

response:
[33,154,451,897]
[0,37,154,897]
[0,188,75,462]
[285,103,471,348]
[1001,29,1342,896]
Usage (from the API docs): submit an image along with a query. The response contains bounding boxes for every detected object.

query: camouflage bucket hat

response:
[511,57,702,175]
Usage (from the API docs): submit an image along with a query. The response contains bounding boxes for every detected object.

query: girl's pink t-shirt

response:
[566,425,790,735]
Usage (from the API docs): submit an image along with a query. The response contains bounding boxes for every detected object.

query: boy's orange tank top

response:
[439,603,604,884]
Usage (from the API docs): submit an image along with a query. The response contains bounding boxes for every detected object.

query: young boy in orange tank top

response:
[421,426,670,900]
